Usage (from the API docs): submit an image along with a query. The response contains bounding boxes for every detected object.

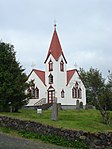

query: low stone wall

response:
[0,116,112,149]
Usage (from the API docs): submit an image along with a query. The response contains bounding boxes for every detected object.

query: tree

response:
[103,72,112,111]
[80,68,104,104]
[0,42,29,112]
[79,67,112,124]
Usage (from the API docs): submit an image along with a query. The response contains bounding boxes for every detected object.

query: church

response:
[27,25,86,109]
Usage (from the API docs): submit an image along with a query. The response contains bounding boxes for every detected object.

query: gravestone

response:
[51,98,58,121]
[79,102,83,109]
[76,100,80,110]
[58,103,62,110]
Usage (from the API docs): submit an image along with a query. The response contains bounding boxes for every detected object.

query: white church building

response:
[27,25,86,109]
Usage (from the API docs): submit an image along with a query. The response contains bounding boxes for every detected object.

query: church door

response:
[47,86,55,103]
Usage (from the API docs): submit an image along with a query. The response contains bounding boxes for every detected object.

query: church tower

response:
[44,24,67,103]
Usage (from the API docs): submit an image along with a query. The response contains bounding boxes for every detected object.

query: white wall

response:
[27,54,86,107]
[45,54,86,106]
[27,71,47,101]
[45,54,67,103]
[65,71,86,106]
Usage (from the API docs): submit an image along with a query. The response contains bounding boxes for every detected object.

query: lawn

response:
[0,108,112,132]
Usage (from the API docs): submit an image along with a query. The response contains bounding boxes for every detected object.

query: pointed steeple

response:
[44,25,67,63]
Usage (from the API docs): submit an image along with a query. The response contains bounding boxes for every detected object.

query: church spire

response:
[44,25,67,63]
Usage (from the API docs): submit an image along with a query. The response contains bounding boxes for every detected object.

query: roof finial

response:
[31,62,36,69]
[74,62,78,69]
[54,20,56,30]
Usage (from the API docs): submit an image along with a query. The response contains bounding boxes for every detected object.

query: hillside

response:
[0,109,112,132]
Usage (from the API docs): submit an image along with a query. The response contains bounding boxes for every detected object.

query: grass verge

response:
[0,126,89,149]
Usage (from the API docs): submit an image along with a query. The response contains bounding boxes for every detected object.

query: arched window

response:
[72,82,82,99]
[49,74,53,84]
[75,87,78,98]
[78,88,82,99]
[60,60,64,71]
[72,87,76,98]
[35,87,39,99]
[61,89,65,98]
[31,84,35,98]
[49,59,53,71]
[75,82,79,98]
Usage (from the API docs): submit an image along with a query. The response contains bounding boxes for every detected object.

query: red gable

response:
[67,69,76,85]
[32,69,46,86]
[44,28,67,63]
[67,69,81,85]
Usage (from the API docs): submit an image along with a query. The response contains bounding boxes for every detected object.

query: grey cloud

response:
[0,0,112,76]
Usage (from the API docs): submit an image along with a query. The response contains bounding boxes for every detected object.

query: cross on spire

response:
[54,20,56,30]
[74,62,78,69]
[31,62,36,69]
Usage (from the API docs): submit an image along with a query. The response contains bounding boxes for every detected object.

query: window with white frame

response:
[49,74,53,84]
[35,87,39,99]
[78,88,82,99]
[49,59,53,71]
[61,89,65,98]
[60,60,64,71]
[31,85,35,98]
[72,82,82,99]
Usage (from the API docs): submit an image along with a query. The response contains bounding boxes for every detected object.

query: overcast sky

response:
[0,0,112,77]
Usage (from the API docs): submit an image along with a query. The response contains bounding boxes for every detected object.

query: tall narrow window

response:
[49,59,53,71]
[72,87,76,98]
[72,82,82,99]
[78,88,82,99]
[75,87,78,98]
[35,87,39,99]
[72,87,79,98]
[61,90,65,98]
[75,82,78,98]
[60,60,64,71]
[31,85,35,98]
[49,74,53,84]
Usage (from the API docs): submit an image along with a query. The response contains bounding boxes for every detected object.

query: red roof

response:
[44,28,67,63]
[29,69,80,86]
[67,69,81,85]
[67,69,76,85]
[33,69,46,86]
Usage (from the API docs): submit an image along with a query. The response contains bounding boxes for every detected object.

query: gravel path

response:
[0,133,73,149]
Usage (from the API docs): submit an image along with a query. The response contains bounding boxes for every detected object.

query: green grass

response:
[0,109,112,132]
[0,127,88,149]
